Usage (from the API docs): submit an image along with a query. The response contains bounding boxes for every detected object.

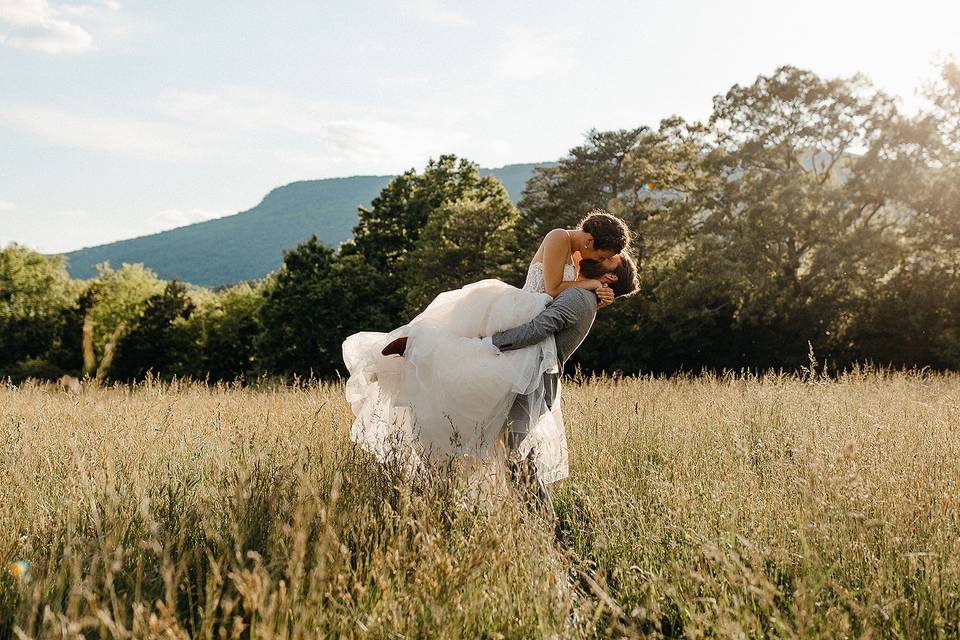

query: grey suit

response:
[490,288,598,520]
[492,287,598,411]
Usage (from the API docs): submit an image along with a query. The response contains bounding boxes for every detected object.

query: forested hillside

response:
[63,163,547,287]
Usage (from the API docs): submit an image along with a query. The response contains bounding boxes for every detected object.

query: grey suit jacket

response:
[491,287,598,375]
[492,288,598,432]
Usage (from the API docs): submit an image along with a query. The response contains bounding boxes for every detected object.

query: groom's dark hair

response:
[608,253,639,297]
[579,252,639,298]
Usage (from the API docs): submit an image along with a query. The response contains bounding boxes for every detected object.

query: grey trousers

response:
[503,372,559,522]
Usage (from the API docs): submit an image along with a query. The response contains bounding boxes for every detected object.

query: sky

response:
[1,0,959,253]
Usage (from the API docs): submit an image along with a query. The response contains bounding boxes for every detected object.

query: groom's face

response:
[579,254,621,280]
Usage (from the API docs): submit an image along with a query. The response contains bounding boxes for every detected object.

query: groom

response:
[380,253,638,515]
[487,254,637,519]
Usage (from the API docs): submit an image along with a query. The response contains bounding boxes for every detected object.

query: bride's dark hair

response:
[580,252,640,298]
[579,209,631,253]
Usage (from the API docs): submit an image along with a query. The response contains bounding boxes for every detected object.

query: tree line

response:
[2,64,958,383]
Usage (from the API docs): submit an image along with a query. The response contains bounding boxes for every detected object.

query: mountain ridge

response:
[62,162,552,287]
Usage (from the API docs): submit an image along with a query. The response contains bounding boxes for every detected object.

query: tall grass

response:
[1,370,958,638]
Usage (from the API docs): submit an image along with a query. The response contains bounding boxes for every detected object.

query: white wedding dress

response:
[342,261,574,484]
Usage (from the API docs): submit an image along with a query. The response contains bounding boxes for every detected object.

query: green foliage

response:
[403,195,524,314]
[534,65,960,374]
[347,155,510,274]
[110,281,197,381]
[0,357,66,384]
[188,283,264,382]
[0,244,77,366]
[848,267,960,368]
[665,66,905,368]
[343,154,525,324]
[517,128,650,251]
[80,263,166,360]
[257,239,399,378]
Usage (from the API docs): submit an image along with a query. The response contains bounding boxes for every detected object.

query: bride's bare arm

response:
[541,229,602,297]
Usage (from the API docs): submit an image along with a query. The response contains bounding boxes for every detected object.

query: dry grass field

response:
[1,371,959,638]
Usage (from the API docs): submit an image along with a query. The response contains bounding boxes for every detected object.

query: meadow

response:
[1,370,958,638]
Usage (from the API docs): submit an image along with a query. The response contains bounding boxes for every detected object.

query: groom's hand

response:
[596,284,614,309]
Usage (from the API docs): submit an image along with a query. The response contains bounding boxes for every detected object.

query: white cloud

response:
[57,0,120,17]
[0,98,442,173]
[494,25,581,81]
[159,88,334,135]
[0,103,223,161]
[0,200,16,211]
[0,0,100,53]
[409,0,469,26]
[0,83,492,183]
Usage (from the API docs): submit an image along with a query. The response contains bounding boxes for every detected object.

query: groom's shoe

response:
[381,336,408,357]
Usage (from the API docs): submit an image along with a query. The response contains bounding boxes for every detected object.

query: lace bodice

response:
[522,260,577,294]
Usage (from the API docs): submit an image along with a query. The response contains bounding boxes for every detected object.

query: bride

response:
[342,209,631,484]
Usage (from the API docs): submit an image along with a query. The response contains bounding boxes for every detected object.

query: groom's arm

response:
[490,288,597,352]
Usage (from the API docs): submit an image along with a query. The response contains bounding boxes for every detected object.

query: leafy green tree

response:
[517,128,650,251]
[519,120,738,372]
[110,281,196,381]
[521,67,959,373]
[920,59,960,247]
[848,267,959,368]
[257,238,399,378]
[342,155,512,325]
[0,244,78,369]
[347,155,508,271]
[840,60,960,369]
[189,283,263,382]
[71,263,165,378]
[403,196,523,314]
[639,67,913,369]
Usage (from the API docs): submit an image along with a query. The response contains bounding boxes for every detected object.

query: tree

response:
[649,67,912,369]
[840,60,960,369]
[257,239,399,378]
[189,283,263,382]
[0,244,78,370]
[403,196,523,314]
[340,154,516,326]
[920,59,960,247]
[347,155,508,273]
[110,280,197,381]
[517,128,651,252]
[72,263,166,378]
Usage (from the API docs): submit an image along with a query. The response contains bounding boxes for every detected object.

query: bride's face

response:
[578,234,617,262]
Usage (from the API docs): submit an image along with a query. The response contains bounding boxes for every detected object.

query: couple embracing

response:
[342,210,638,518]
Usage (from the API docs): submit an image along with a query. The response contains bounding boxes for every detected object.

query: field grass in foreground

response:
[1,371,959,638]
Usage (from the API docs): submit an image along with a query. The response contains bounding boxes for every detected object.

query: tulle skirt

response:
[342,279,569,485]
